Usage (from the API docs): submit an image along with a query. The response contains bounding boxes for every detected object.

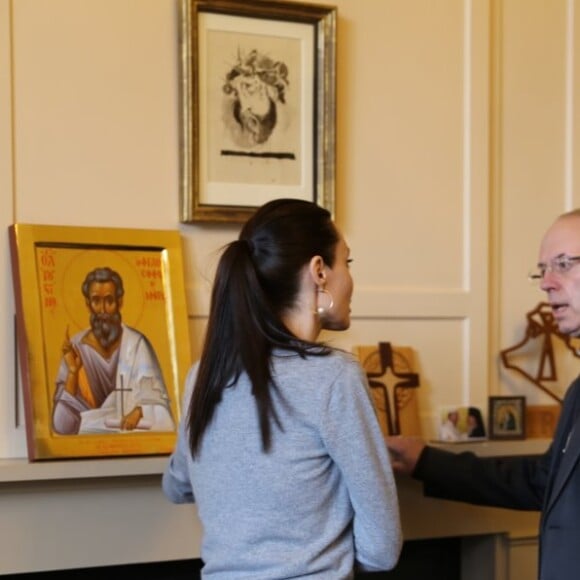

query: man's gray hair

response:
[81,267,124,300]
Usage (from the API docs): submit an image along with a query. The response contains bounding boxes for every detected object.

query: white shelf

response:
[432,438,551,457]
[0,439,549,575]
[0,455,169,483]
[0,439,551,484]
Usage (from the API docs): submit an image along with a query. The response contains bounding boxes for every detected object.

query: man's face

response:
[88,281,119,315]
[539,215,580,336]
[230,74,276,145]
[87,281,122,347]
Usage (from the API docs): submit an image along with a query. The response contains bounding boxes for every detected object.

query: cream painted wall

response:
[10,0,180,229]
[1,0,492,459]
[189,0,492,436]
[492,0,580,405]
[7,0,580,456]
[2,0,572,577]
[0,0,26,458]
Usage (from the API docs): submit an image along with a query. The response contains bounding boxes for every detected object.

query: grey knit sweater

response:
[162,349,402,579]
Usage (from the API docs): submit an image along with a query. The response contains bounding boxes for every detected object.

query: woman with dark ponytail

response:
[163,199,401,578]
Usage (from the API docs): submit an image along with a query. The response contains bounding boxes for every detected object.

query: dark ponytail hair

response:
[187,198,339,456]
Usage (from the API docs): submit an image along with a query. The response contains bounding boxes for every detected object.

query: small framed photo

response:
[9,224,192,461]
[488,396,526,440]
[178,0,337,223]
[433,405,487,443]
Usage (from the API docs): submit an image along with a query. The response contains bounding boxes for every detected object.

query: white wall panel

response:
[495,0,578,403]
[0,0,566,577]
[0,0,27,458]
[183,0,491,440]
[2,0,492,447]
[11,0,180,229]
[326,317,471,439]
[338,0,465,289]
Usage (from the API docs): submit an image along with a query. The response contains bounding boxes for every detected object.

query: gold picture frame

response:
[9,224,192,461]
[179,0,337,223]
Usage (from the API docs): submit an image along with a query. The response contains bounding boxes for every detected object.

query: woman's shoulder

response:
[273,346,364,383]
[323,347,361,368]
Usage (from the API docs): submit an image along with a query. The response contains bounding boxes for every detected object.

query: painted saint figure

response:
[499,406,517,431]
[222,48,289,148]
[52,267,175,435]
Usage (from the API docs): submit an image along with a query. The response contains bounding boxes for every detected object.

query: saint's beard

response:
[90,312,122,349]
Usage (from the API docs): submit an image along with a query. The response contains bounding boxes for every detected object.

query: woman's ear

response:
[308,255,326,287]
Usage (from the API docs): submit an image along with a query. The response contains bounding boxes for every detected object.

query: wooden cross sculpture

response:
[355,341,421,436]
[500,302,580,405]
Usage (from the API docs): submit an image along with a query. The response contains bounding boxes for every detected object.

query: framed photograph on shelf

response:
[9,224,192,461]
[432,405,487,443]
[488,396,526,440]
[179,0,337,223]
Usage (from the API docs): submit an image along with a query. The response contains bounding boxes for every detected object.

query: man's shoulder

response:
[121,324,148,341]
[119,325,162,367]
[563,374,580,403]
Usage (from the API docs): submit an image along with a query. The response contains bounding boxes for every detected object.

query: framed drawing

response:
[179,0,337,223]
[488,396,526,440]
[9,224,192,461]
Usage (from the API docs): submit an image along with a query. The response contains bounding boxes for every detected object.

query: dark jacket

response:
[414,376,580,580]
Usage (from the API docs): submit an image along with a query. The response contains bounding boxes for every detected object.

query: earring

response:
[315,288,334,315]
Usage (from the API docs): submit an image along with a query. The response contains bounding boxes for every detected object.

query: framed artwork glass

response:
[9,224,192,461]
[488,396,526,440]
[179,0,337,223]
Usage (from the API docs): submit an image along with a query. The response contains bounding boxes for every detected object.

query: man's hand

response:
[386,436,427,476]
[121,406,143,431]
[62,325,82,374]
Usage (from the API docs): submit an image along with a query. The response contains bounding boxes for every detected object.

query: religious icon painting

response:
[179,0,337,222]
[488,396,526,440]
[9,224,192,461]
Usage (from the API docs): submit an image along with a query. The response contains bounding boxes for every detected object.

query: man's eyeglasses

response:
[528,255,580,282]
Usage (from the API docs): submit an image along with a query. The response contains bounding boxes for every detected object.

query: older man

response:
[387,209,580,580]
